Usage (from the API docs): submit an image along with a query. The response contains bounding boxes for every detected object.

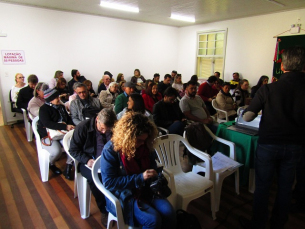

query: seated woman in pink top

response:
[142,82,162,113]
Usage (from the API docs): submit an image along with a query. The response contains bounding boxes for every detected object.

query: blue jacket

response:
[101,141,157,226]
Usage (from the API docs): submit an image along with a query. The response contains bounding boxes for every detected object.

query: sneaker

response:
[101,212,108,227]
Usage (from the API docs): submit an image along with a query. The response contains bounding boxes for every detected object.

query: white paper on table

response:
[212,152,243,173]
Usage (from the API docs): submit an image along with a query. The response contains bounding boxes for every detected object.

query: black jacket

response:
[245,71,305,145]
[16,85,34,110]
[153,99,184,128]
[38,103,73,138]
[157,82,171,96]
[69,117,112,164]
[98,83,107,94]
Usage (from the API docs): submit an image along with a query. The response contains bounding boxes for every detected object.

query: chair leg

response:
[210,188,216,220]
[39,150,50,182]
[214,175,225,212]
[235,170,240,195]
[74,171,78,198]
[77,175,91,219]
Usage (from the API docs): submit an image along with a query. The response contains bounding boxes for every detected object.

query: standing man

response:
[240,47,305,229]
[157,74,172,96]
[69,108,117,226]
[68,69,87,95]
[16,74,38,110]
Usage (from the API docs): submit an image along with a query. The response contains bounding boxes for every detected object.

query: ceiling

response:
[1,0,305,27]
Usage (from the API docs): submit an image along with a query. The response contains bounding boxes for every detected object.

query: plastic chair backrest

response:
[63,130,74,159]
[32,117,42,149]
[212,99,228,122]
[91,156,127,228]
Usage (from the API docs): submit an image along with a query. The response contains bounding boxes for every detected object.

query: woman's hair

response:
[116,73,123,83]
[15,73,23,83]
[83,80,92,88]
[112,112,158,160]
[236,79,249,91]
[129,93,145,114]
[109,82,117,89]
[144,79,153,90]
[174,74,182,84]
[54,70,63,79]
[34,82,49,97]
[146,82,156,96]
[97,108,117,128]
[119,80,126,90]
[255,75,269,87]
[134,69,141,76]
[56,77,67,88]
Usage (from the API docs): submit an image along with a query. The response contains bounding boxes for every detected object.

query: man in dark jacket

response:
[157,74,171,96]
[16,74,38,110]
[69,108,117,226]
[68,69,86,95]
[153,87,185,136]
[240,47,305,229]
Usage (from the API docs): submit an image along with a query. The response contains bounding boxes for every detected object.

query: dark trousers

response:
[205,101,216,115]
[252,144,302,229]
[294,146,305,205]
[79,163,107,214]
[167,121,185,136]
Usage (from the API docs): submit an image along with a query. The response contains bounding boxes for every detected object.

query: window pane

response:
[215,48,223,55]
[216,33,224,40]
[199,34,207,41]
[207,48,214,55]
[199,58,212,79]
[198,49,206,55]
[215,41,223,48]
[199,42,207,49]
[214,58,224,75]
[208,33,215,41]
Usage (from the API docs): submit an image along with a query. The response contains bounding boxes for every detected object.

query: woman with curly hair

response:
[101,112,176,228]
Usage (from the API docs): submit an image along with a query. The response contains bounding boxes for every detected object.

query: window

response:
[196,30,227,79]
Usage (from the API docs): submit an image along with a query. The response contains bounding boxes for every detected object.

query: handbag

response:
[41,122,68,146]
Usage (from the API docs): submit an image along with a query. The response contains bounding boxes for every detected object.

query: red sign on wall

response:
[1,50,26,65]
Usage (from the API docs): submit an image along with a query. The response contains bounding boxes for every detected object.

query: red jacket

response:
[197,82,218,102]
[142,93,162,113]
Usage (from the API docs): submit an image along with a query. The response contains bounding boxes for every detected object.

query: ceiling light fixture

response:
[170,14,195,23]
[100,1,139,13]
[266,0,285,7]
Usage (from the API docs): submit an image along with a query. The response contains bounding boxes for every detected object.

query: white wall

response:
[0,3,178,123]
[177,8,305,85]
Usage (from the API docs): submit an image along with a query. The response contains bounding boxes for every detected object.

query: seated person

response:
[131,68,146,93]
[68,69,86,95]
[28,83,49,119]
[69,108,117,227]
[214,71,224,86]
[70,83,102,125]
[11,73,26,103]
[153,87,186,136]
[172,74,184,98]
[230,72,241,91]
[170,70,177,84]
[141,80,153,95]
[153,73,160,85]
[116,73,124,84]
[99,82,118,109]
[117,80,126,95]
[190,75,200,88]
[101,112,176,228]
[114,82,135,114]
[179,80,213,125]
[66,82,80,111]
[98,75,111,93]
[104,71,114,82]
[215,82,237,121]
[38,88,75,180]
[55,78,69,103]
[142,82,162,113]
[251,75,269,98]
[49,70,64,89]
[83,80,97,98]
[232,79,251,107]
[16,74,38,110]
[117,93,152,120]
[197,76,219,115]
[157,74,172,96]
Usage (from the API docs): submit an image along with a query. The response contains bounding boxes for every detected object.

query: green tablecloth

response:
[210,121,258,186]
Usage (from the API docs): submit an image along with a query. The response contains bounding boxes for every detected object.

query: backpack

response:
[184,122,213,165]
[176,209,202,229]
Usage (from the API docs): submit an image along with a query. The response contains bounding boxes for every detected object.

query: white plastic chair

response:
[63,130,92,219]
[32,116,50,182]
[21,108,33,142]
[184,125,239,212]
[92,156,140,229]
[153,134,216,220]
[212,99,228,123]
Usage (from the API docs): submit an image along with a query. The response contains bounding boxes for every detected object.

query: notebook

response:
[227,109,261,136]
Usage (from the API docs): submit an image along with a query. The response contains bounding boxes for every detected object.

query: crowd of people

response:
[10,47,305,229]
